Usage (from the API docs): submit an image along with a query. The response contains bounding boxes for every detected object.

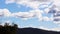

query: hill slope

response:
[17,27,60,34]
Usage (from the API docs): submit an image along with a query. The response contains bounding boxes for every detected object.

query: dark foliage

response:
[0,23,18,34]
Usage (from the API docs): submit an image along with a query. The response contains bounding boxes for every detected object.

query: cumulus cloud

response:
[0,9,36,19]
[0,9,34,19]
[0,9,12,17]
[3,9,12,17]
[5,0,52,9]
[53,17,60,24]
[13,9,53,21]
[5,0,60,10]
[52,9,60,24]
[13,12,35,18]
[0,9,53,21]
[16,0,42,9]
[42,16,52,21]
[30,9,43,21]
[53,0,60,7]
[12,9,43,20]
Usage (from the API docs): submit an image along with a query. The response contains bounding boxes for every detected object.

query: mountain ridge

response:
[17,27,60,34]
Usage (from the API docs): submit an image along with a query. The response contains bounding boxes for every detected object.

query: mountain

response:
[17,27,60,34]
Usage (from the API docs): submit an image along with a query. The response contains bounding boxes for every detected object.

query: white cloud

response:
[16,0,42,9]
[5,0,15,4]
[0,9,12,17]
[0,9,53,21]
[0,9,3,16]
[5,0,52,9]
[53,0,60,6]
[44,8,50,13]
[12,12,35,19]
[0,9,36,20]
[51,0,60,11]
[30,9,44,21]
[44,4,55,14]
[5,0,60,11]
[3,9,12,17]
[12,9,43,20]
[39,26,51,30]
[39,26,60,31]
[53,21,60,24]
[43,16,51,21]
[54,17,60,23]
[51,27,60,31]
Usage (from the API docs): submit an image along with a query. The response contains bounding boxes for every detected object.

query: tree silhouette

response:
[0,22,18,34]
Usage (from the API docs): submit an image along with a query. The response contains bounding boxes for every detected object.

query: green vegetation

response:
[0,23,18,34]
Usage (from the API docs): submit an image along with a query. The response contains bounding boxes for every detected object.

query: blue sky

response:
[0,0,60,31]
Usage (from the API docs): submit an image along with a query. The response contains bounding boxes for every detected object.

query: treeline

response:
[0,23,18,34]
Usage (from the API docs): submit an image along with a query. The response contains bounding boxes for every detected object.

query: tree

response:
[4,23,9,27]
[0,22,18,34]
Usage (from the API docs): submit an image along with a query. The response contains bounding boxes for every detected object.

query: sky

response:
[0,0,60,31]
